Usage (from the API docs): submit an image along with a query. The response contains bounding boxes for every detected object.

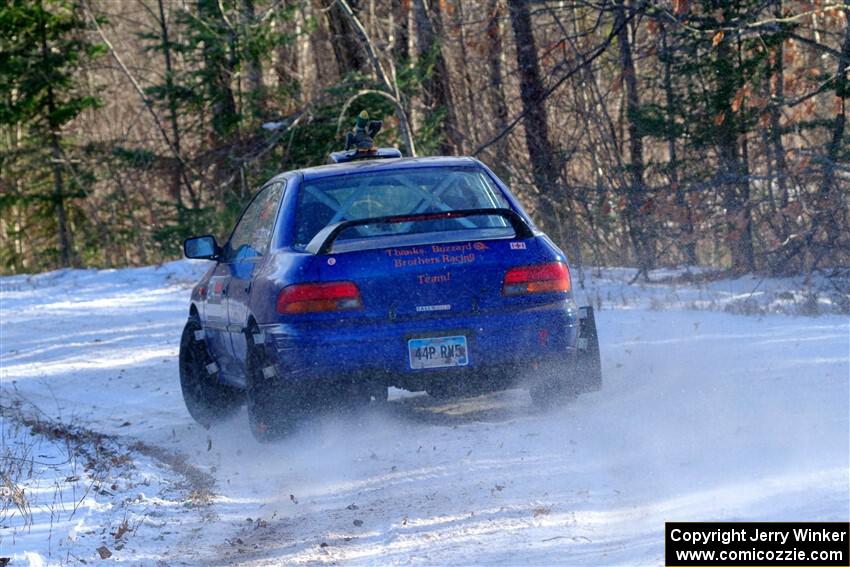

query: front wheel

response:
[179,317,244,427]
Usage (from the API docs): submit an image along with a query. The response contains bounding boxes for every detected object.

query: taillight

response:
[276,282,363,314]
[502,262,571,296]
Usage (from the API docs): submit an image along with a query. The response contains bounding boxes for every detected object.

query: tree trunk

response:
[660,21,696,265]
[240,0,266,119]
[413,0,461,154]
[391,0,410,63]
[453,0,479,153]
[716,31,754,273]
[506,0,559,228]
[49,106,72,270]
[156,0,187,209]
[326,0,368,74]
[816,3,850,258]
[485,0,510,180]
[615,0,654,277]
[769,0,788,207]
[39,1,73,267]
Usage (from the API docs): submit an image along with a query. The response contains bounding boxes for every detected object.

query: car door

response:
[224,180,286,375]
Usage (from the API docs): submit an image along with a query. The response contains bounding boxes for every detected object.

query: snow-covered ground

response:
[1,261,848,565]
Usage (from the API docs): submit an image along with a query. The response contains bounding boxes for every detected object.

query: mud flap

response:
[576,306,602,392]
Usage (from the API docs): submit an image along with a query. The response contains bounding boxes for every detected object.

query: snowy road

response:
[1,262,848,565]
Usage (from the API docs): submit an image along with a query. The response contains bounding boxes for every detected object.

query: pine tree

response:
[0,0,103,270]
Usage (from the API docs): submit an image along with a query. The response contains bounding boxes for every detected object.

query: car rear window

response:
[294,167,511,248]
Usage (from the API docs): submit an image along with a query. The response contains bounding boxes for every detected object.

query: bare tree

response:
[506,0,560,229]
[412,0,462,154]
[485,0,510,180]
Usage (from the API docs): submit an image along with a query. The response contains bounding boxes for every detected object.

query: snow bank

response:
[575,266,850,316]
[0,412,201,566]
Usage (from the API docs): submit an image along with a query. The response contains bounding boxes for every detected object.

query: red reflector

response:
[502,262,571,296]
[277,282,363,314]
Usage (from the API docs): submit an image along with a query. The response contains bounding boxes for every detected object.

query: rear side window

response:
[294,167,510,247]
[226,181,285,260]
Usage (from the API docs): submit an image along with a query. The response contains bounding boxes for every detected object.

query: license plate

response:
[408,335,469,369]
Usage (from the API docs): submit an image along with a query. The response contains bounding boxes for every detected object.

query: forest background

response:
[1,0,848,278]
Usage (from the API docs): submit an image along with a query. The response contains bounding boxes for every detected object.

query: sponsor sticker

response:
[510,242,527,250]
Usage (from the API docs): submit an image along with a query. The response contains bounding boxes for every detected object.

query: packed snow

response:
[1,261,848,565]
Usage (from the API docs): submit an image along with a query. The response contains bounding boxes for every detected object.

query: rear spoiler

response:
[305,208,534,255]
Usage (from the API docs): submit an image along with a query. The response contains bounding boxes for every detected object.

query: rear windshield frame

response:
[291,166,513,250]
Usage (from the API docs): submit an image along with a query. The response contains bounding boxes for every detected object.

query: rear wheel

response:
[529,306,602,408]
[528,363,578,408]
[179,317,244,427]
[245,325,304,442]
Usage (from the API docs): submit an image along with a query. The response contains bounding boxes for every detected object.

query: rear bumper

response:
[259,301,579,383]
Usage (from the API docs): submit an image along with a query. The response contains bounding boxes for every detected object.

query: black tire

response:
[528,364,578,409]
[529,306,602,408]
[179,317,244,427]
[245,325,304,442]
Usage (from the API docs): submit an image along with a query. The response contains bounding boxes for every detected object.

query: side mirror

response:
[184,235,220,260]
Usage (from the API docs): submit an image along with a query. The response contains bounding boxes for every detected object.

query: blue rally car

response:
[180,150,601,441]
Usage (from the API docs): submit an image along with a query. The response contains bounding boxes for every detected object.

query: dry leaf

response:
[711,31,724,48]
[532,506,551,517]
[714,112,726,126]
[114,520,130,540]
[731,87,746,112]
